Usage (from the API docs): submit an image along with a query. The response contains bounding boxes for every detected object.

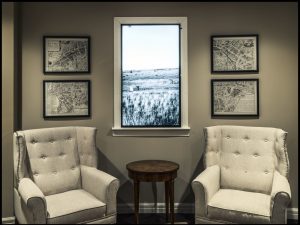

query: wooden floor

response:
[117,213,298,224]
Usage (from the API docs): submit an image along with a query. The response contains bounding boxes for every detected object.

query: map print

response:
[45,82,89,116]
[213,36,257,71]
[45,38,89,72]
[213,80,257,115]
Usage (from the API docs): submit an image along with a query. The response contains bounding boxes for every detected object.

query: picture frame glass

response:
[121,24,181,127]
[212,35,258,73]
[44,37,90,73]
[44,80,90,118]
[212,79,258,116]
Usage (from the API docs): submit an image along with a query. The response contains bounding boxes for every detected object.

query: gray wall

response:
[2,2,19,218]
[3,2,299,218]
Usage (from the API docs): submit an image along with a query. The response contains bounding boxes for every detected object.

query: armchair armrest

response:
[81,165,120,216]
[270,171,291,224]
[18,178,47,224]
[192,165,220,217]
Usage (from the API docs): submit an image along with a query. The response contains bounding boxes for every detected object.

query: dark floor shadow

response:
[117,187,134,214]
[117,213,195,224]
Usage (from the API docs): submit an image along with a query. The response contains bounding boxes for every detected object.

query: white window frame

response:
[113,17,190,136]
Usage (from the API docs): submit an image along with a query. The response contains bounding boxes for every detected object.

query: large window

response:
[122,24,180,127]
[114,17,189,136]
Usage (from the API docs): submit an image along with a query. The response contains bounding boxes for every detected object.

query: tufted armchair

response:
[192,126,291,224]
[13,127,120,224]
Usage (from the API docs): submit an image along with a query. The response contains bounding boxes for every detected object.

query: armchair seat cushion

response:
[207,189,271,224]
[46,189,106,224]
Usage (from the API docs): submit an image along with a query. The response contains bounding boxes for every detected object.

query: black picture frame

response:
[211,34,259,73]
[120,24,182,128]
[43,80,91,118]
[43,36,90,74]
[211,79,259,117]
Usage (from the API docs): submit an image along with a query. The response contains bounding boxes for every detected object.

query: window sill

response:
[112,127,191,137]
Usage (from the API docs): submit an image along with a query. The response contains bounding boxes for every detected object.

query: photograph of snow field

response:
[121,25,181,127]
[122,68,180,126]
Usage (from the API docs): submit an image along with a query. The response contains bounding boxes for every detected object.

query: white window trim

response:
[113,17,190,137]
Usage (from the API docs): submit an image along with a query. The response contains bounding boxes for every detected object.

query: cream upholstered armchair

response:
[13,127,120,224]
[192,125,291,224]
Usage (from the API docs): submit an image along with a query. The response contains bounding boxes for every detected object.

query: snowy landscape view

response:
[122,68,180,126]
[121,24,180,127]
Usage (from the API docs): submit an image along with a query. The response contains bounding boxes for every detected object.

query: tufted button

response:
[226,136,230,139]
[244,136,249,140]
[49,139,54,143]
[53,171,57,175]
[264,139,269,142]
[59,152,65,156]
[244,170,248,173]
[264,170,269,174]
[31,139,36,144]
[234,151,240,156]
[41,155,47,159]
[71,166,76,170]
[34,172,39,176]
[253,153,259,157]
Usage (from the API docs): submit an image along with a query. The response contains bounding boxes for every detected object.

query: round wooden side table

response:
[126,160,179,224]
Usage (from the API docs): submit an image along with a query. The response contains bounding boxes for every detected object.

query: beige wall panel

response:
[16,2,298,216]
[2,2,15,218]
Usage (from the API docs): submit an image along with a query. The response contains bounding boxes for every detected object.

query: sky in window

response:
[122,25,180,71]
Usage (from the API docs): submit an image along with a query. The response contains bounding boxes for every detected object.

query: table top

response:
[126,160,179,174]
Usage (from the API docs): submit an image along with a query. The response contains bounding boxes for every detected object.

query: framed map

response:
[43,80,90,118]
[211,35,258,73]
[211,79,259,116]
[44,36,90,73]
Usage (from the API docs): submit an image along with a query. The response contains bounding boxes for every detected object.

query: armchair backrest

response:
[204,125,289,195]
[13,127,97,196]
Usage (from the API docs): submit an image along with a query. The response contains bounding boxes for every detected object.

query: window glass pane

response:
[121,25,180,127]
